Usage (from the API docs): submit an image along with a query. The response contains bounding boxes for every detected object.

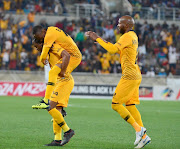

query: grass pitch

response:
[0,96,180,149]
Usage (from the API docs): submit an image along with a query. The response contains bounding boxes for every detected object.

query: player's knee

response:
[48,100,58,111]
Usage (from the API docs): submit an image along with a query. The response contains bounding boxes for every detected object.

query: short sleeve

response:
[114,33,131,51]
[43,27,57,48]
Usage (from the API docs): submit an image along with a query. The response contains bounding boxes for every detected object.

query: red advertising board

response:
[0,82,153,99]
[139,87,153,98]
[0,82,46,96]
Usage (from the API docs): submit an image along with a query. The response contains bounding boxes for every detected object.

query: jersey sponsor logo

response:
[53,91,58,96]
[132,40,137,45]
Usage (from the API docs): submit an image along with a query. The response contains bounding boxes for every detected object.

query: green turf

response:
[0,96,180,149]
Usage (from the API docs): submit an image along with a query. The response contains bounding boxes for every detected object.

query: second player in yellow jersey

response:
[32,25,82,146]
[86,15,151,149]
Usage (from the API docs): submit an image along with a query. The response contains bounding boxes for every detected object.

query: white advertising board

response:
[153,85,180,101]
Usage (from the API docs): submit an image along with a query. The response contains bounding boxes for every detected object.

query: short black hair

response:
[33,25,43,35]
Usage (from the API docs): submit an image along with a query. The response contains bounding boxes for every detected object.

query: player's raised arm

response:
[86,31,119,54]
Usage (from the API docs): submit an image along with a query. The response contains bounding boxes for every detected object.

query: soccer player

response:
[86,15,151,148]
[32,25,82,146]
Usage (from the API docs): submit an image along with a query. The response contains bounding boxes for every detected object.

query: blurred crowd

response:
[129,0,180,8]
[0,0,68,15]
[0,1,180,76]
[0,0,100,15]
[131,0,180,21]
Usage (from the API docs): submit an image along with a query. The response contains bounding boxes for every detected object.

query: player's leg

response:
[46,106,63,146]
[126,105,143,126]
[125,86,143,127]
[32,64,61,109]
[49,79,75,146]
[112,79,142,131]
[125,80,151,147]
[111,103,143,132]
[111,79,146,144]
[48,100,72,137]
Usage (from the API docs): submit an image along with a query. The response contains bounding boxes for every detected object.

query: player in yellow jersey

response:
[32,25,82,146]
[86,15,151,148]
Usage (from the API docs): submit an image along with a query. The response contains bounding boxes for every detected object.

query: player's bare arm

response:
[57,50,70,77]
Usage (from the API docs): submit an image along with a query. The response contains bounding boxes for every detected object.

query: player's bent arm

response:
[58,50,70,77]
[40,46,50,63]
[96,38,119,54]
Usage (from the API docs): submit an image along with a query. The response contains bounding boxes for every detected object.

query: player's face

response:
[117,19,126,34]
[32,39,43,52]
[35,43,43,52]
[33,30,45,43]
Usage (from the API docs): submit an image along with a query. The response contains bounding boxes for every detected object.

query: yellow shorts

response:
[50,78,74,107]
[50,56,80,107]
[112,79,141,105]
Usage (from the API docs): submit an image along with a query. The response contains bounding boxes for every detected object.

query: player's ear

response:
[43,29,46,34]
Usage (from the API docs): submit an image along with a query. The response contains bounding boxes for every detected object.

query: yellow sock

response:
[49,108,70,132]
[132,122,141,132]
[53,119,62,140]
[45,65,61,99]
[126,105,144,127]
[112,104,141,131]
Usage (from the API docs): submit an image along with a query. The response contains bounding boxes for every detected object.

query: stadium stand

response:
[0,0,180,76]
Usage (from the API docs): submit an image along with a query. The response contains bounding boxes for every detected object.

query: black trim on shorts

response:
[112,102,119,104]
[125,104,135,106]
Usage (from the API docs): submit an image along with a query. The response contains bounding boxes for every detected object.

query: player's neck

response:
[125,28,134,33]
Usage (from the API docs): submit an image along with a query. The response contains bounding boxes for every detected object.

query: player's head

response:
[117,15,135,34]
[33,25,46,43]
[32,39,43,52]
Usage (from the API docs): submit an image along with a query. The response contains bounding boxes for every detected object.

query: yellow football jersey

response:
[43,26,81,59]
[48,43,63,68]
[47,43,72,82]
[47,42,82,83]
[115,31,142,80]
